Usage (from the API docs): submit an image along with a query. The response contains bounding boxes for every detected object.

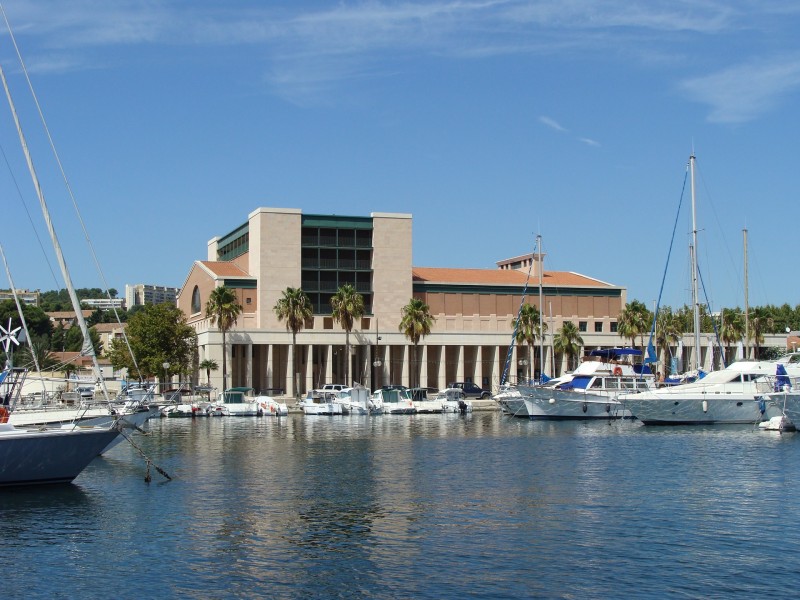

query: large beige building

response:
[178,207,633,395]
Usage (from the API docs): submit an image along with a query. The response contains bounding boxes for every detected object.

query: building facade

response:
[81,298,125,310]
[0,289,40,305]
[177,207,663,395]
[125,284,179,308]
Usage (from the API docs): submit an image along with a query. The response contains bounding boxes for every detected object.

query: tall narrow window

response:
[191,286,201,313]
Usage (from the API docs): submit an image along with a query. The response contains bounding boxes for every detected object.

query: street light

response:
[518,358,528,384]
[162,361,170,394]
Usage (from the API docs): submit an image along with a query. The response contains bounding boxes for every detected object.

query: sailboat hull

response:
[0,424,118,486]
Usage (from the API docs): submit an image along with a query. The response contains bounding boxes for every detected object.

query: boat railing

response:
[755,376,800,393]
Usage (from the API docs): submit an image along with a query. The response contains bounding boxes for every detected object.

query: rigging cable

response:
[1,6,143,382]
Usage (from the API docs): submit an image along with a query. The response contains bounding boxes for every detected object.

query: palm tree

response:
[720,308,745,365]
[199,358,218,386]
[274,287,313,396]
[617,300,650,351]
[748,306,774,359]
[399,298,435,388]
[553,320,583,374]
[513,303,546,381]
[330,284,365,386]
[655,308,681,375]
[205,286,243,391]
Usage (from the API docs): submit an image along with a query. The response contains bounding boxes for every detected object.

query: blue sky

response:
[2,1,799,313]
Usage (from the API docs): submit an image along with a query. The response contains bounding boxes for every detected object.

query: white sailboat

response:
[494,234,548,417]
[620,155,788,425]
[0,41,123,484]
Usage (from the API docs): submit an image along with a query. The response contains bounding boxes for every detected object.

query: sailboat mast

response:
[689,154,701,371]
[743,228,749,359]
[537,235,544,379]
[0,64,109,400]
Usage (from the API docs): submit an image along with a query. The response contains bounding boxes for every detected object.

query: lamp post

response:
[518,358,528,384]
[162,361,170,394]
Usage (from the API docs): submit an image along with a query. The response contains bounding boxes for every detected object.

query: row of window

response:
[578,321,618,333]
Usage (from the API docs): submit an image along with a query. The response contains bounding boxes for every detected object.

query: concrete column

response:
[455,345,464,382]
[224,341,232,390]
[438,346,447,391]
[401,345,409,387]
[286,344,295,398]
[265,345,272,390]
[304,344,312,394]
[325,345,333,384]
[419,345,428,389]
[245,343,253,389]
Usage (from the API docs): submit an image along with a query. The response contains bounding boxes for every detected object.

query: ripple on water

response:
[2,415,800,598]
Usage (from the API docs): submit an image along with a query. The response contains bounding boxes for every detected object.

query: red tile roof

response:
[199,261,252,278]
[412,267,613,288]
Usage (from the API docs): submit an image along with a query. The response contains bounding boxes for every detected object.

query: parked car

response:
[321,384,346,392]
[448,382,491,399]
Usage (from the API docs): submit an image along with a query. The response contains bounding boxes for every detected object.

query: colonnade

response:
[201,342,566,396]
[199,336,720,396]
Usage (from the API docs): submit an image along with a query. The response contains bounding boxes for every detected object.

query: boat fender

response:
[702,399,708,413]
[549,398,556,404]
[582,402,588,413]
[758,399,766,414]
[270,404,276,413]
[605,404,611,413]
[613,366,623,376]
[0,406,7,423]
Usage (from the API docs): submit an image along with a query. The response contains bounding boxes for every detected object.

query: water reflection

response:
[1,413,799,598]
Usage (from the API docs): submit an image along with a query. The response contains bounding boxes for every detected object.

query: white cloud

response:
[539,115,567,132]
[579,137,600,147]
[5,0,800,115]
[680,56,800,123]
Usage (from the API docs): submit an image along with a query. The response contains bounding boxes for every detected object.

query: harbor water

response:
[2,412,799,598]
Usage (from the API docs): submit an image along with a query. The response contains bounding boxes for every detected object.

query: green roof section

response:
[217,222,249,247]
[301,214,373,229]
[222,278,257,289]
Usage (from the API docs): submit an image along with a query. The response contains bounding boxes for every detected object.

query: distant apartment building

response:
[0,289,40,305]
[81,298,126,310]
[125,284,179,308]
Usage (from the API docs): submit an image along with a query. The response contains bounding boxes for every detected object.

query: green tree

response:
[205,286,242,391]
[553,320,583,374]
[399,298,435,388]
[617,300,651,351]
[199,358,218,386]
[0,299,53,338]
[655,308,682,374]
[108,303,197,382]
[14,336,58,371]
[748,307,774,359]
[50,323,67,353]
[63,324,102,355]
[720,308,745,364]
[513,302,546,381]
[330,284,365,386]
[274,287,313,396]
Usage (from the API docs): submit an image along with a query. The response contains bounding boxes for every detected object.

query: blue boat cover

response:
[775,363,790,391]
[589,348,643,359]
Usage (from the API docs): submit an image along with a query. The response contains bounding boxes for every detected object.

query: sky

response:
[1,0,799,313]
